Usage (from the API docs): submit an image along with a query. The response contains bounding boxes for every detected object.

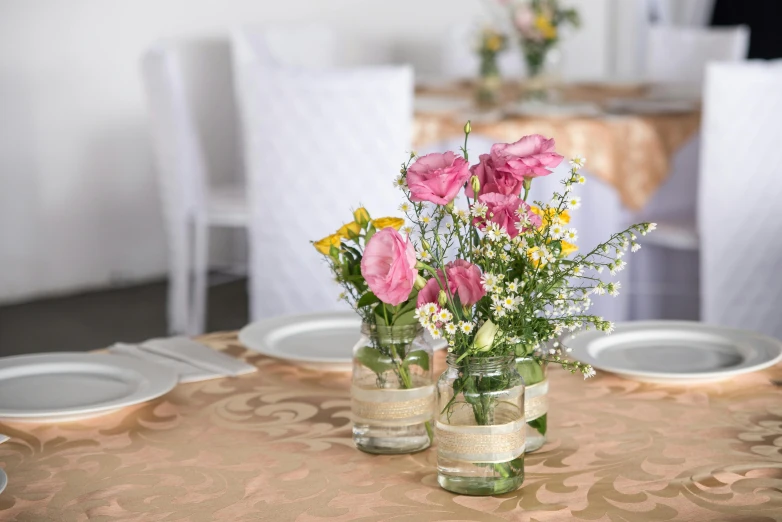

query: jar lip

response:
[446,354,516,370]
[361,322,423,335]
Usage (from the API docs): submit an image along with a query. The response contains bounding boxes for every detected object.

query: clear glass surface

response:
[516,356,548,452]
[351,323,434,454]
[436,355,525,495]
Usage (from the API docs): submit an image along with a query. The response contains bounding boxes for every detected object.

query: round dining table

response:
[1,331,781,521]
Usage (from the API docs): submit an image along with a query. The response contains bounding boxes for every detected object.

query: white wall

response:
[0,0,610,304]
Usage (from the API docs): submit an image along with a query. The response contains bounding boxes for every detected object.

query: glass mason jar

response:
[516,356,548,452]
[351,323,434,454]
[476,52,502,108]
[521,42,562,102]
[436,355,525,495]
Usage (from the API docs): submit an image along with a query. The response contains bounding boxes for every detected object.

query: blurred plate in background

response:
[569,321,782,384]
[239,311,446,371]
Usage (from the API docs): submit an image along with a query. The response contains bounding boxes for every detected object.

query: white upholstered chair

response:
[141,28,334,334]
[232,28,413,320]
[699,61,782,338]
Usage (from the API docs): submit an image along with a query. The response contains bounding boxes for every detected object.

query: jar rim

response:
[446,354,516,371]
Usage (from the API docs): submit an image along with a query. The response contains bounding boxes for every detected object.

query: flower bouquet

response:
[393,123,652,494]
[313,209,435,455]
[510,0,580,99]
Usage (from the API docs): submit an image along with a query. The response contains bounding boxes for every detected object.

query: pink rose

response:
[417,259,486,308]
[406,151,471,205]
[465,154,525,198]
[475,193,541,238]
[361,228,417,306]
[491,135,564,181]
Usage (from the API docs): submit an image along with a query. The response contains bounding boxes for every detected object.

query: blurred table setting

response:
[4,0,782,519]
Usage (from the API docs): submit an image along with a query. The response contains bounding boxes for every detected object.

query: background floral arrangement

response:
[508,0,580,77]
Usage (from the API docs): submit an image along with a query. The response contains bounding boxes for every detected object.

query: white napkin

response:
[109,337,256,383]
[0,434,8,445]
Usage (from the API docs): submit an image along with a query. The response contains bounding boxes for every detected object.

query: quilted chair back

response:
[699,61,782,338]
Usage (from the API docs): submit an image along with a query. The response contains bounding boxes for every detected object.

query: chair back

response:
[699,60,782,338]
[233,29,413,320]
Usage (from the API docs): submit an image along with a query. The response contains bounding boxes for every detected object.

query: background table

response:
[413,83,701,211]
[1,332,782,521]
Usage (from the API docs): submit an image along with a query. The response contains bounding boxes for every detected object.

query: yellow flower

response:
[530,206,571,227]
[534,14,557,40]
[486,34,503,53]
[353,207,370,226]
[313,234,341,255]
[560,241,578,256]
[371,217,405,231]
[337,222,361,238]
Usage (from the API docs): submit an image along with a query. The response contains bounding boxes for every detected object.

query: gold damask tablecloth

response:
[413,84,701,211]
[1,332,782,521]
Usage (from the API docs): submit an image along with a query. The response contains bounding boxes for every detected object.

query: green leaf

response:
[365,224,377,244]
[343,245,362,259]
[528,413,547,436]
[392,309,417,326]
[403,350,430,371]
[516,358,545,385]
[355,346,395,375]
[356,292,380,308]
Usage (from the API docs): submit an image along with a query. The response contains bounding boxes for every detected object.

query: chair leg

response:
[190,219,209,335]
[168,221,191,335]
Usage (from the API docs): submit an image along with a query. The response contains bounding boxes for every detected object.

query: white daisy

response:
[569,156,586,169]
[423,303,438,316]
[417,250,432,262]
[481,273,498,292]
[506,281,518,293]
[491,303,506,317]
[503,296,517,310]
[459,321,475,334]
[577,174,587,185]
[549,223,565,239]
[471,202,488,218]
[583,366,596,379]
[399,202,411,213]
[437,309,453,323]
[607,282,621,297]
[566,196,582,210]
[393,175,406,189]
[444,323,457,335]
[564,228,578,242]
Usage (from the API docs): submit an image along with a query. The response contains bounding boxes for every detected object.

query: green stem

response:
[391,344,434,444]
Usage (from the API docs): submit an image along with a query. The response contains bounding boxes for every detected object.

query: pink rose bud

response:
[406,151,471,205]
[360,228,417,306]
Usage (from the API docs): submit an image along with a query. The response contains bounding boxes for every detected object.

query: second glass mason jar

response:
[351,323,434,454]
[516,356,549,452]
[436,355,525,495]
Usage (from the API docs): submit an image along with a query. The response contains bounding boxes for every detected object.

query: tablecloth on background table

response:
[413,83,701,211]
[1,331,781,521]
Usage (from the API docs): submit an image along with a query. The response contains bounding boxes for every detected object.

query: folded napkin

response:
[0,434,8,445]
[109,337,256,383]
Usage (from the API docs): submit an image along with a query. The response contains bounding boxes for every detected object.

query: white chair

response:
[232,29,413,320]
[620,24,750,321]
[141,29,334,335]
[649,0,715,26]
[699,61,782,338]
[645,25,749,86]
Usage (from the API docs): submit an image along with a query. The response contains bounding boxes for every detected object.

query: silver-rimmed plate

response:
[239,311,446,371]
[0,353,178,422]
[569,321,782,384]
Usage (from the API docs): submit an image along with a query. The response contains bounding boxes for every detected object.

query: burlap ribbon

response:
[351,385,435,427]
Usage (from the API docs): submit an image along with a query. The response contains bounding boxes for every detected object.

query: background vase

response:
[351,323,434,454]
[476,52,503,107]
[521,43,562,102]
[436,355,525,495]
